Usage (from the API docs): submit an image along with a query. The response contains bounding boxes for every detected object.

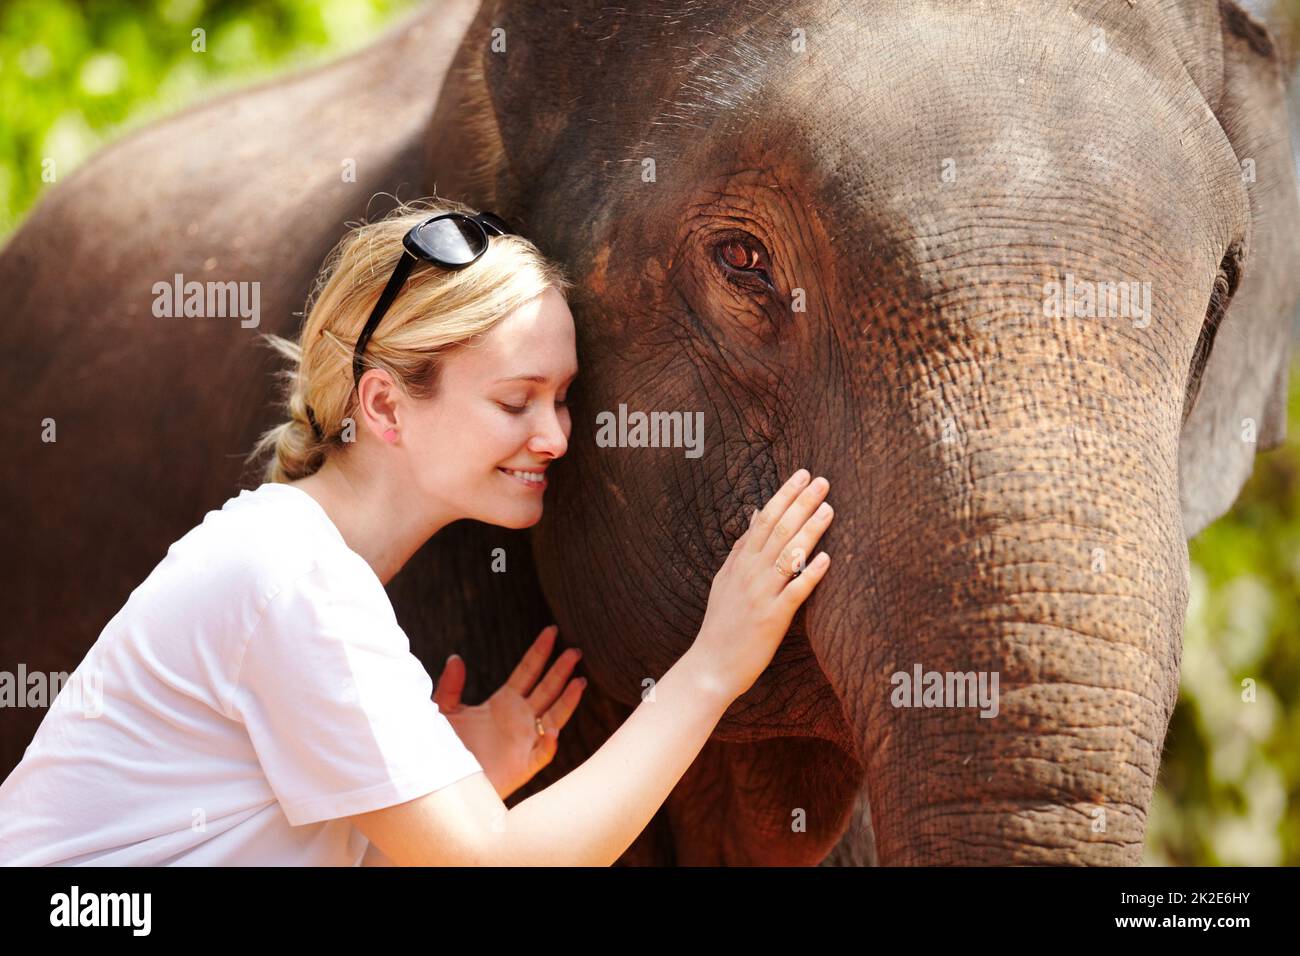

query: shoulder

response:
[216,486,401,646]
[235,547,407,693]
[162,482,352,608]
[260,554,396,634]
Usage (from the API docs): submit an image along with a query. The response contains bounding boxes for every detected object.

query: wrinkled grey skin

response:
[2,0,1298,864]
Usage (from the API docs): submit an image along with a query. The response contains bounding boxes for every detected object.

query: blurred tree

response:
[1145,359,1300,866]
[0,0,420,234]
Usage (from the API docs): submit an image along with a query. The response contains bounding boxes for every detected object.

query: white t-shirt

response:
[0,481,483,866]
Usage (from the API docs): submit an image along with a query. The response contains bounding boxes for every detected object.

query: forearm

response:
[497,647,733,866]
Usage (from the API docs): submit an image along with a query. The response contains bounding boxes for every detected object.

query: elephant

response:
[2,0,1298,865]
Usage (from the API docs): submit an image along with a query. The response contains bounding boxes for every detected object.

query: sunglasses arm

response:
[352,250,417,389]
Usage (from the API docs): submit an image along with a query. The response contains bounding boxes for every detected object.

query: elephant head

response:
[426,0,1300,863]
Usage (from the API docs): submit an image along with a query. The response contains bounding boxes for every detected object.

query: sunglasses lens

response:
[413,215,486,266]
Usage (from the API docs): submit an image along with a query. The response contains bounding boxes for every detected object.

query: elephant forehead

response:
[568,4,1244,279]
[782,16,1235,228]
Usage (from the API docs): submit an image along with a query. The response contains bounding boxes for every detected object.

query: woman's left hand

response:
[435,625,586,801]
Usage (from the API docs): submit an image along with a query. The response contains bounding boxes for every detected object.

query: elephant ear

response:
[1178,0,1300,538]
[428,0,623,219]
[456,2,699,223]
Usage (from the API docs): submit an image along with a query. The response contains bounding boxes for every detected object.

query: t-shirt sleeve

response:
[230,562,484,826]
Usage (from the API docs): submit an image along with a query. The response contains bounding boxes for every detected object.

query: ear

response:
[1178,0,1300,538]
[421,3,512,213]
[425,1,619,222]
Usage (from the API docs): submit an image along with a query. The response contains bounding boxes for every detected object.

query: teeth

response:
[503,469,544,484]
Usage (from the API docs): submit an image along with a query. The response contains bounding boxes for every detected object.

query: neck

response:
[289,447,452,587]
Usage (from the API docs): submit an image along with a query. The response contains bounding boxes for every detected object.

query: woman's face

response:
[402,286,578,530]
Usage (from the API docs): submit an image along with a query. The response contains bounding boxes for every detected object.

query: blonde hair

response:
[246,197,573,483]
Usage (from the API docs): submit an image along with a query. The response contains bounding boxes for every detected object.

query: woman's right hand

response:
[688,469,833,702]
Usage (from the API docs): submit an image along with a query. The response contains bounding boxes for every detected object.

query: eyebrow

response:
[494,371,578,385]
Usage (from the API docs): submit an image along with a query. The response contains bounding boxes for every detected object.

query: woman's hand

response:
[434,625,586,801]
[689,468,833,702]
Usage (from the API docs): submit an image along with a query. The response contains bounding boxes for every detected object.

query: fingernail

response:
[816,502,831,517]
[795,468,810,484]
[447,653,461,662]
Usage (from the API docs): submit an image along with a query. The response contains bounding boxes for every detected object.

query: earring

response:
[382,428,398,443]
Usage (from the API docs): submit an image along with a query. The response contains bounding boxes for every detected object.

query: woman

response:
[0,198,833,866]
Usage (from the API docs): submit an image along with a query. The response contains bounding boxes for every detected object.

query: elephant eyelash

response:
[1183,242,1243,422]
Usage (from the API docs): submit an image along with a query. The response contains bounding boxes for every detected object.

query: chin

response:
[486,505,544,530]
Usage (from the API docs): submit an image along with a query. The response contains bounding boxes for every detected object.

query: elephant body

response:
[3,0,1299,864]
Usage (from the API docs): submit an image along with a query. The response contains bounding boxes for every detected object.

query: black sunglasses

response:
[351,210,514,389]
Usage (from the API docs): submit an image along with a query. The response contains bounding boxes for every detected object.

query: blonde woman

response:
[0,198,834,866]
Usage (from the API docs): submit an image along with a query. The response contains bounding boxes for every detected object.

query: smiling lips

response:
[499,467,547,490]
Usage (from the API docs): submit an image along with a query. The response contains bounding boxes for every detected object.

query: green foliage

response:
[2,0,1298,865]
[0,0,419,234]
[1146,359,1300,865]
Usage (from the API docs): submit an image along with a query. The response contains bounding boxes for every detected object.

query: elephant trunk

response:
[805,351,1189,864]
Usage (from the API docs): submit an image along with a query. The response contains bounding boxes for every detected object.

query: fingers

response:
[526,642,584,713]
[747,469,812,553]
[760,474,829,566]
[433,653,466,712]
[504,624,560,695]
[778,551,832,611]
[538,676,586,739]
[735,511,755,548]
[771,497,833,582]
[722,511,754,566]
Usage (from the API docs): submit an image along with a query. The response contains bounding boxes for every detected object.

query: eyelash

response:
[499,398,568,415]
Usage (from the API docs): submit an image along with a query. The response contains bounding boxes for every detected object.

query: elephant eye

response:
[1184,241,1244,422]
[714,235,775,292]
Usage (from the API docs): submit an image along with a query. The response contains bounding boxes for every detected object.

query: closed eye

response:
[499,398,568,414]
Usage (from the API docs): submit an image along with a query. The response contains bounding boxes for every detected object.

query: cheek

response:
[408,398,533,480]
[463,406,530,463]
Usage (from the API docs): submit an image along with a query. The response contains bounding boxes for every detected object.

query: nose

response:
[527,405,569,460]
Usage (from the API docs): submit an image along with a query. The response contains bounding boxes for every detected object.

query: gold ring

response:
[535,717,546,737]
[774,559,799,579]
